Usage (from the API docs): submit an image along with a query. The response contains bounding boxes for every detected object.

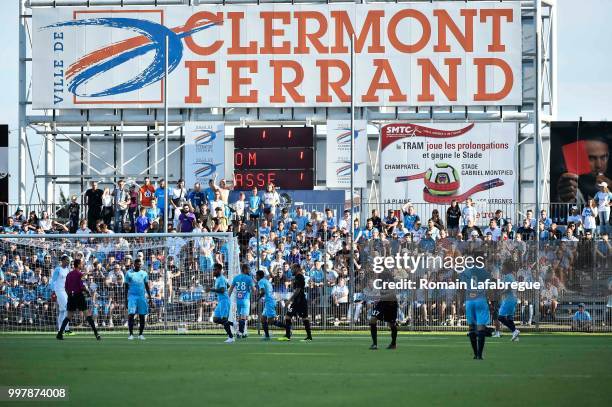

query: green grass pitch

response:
[1,332,611,407]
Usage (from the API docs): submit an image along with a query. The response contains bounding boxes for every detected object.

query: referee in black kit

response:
[56,257,101,341]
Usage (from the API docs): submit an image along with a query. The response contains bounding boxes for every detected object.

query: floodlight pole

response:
[349,36,356,331]
[163,35,169,330]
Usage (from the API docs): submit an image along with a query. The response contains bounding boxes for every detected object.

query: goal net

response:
[0,232,239,334]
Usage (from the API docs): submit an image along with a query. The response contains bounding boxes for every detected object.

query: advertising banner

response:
[32,2,522,108]
[326,120,368,189]
[380,122,517,207]
[550,121,612,204]
[184,122,225,188]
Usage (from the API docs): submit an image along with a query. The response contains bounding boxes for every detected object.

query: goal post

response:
[0,232,238,334]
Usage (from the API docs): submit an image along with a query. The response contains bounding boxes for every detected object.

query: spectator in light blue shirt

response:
[324,208,337,230]
[203,179,216,205]
[294,207,309,231]
[248,187,261,217]
[572,303,592,331]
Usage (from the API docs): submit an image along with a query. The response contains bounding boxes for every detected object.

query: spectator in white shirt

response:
[461,198,476,226]
[595,181,612,234]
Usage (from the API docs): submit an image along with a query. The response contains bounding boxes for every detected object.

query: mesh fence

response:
[0,233,238,333]
[0,234,610,333]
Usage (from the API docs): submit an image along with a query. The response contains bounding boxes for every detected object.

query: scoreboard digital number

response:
[233,127,314,190]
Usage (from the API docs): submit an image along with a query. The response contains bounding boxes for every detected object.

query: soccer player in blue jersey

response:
[255,269,277,340]
[498,261,520,341]
[124,258,153,340]
[228,263,255,339]
[460,258,493,359]
[209,263,234,343]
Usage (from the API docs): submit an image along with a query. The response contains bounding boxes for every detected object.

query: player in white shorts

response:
[51,254,72,335]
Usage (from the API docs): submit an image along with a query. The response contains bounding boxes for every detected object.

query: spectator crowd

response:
[1,178,611,331]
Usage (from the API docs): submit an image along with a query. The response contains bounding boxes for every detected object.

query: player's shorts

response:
[466,298,490,326]
[498,297,518,318]
[127,295,148,315]
[286,299,308,319]
[66,292,88,312]
[262,301,277,318]
[236,300,250,317]
[56,291,68,312]
[372,301,399,323]
[213,299,230,319]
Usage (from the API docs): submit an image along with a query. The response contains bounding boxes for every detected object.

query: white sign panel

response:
[380,122,517,208]
[326,120,368,189]
[32,2,522,108]
[184,122,225,188]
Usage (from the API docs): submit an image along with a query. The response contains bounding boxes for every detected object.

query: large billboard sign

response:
[550,121,612,204]
[32,2,522,109]
[380,122,517,207]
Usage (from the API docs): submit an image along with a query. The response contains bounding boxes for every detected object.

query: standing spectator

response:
[461,198,476,226]
[203,179,216,206]
[369,209,382,231]
[401,203,420,232]
[338,209,351,236]
[516,219,535,241]
[446,199,461,235]
[217,179,231,204]
[113,179,129,233]
[209,189,225,215]
[127,184,139,231]
[567,206,582,229]
[232,192,246,222]
[171,179,187,224]
[294,206,309,231]
[262,183,280,217]
[178,204,196,233]
[101,187,114,227]
[539,209,552,230]
[429,209,444,231]
[139,177,156,209]
[85,181,103,231]
[493,209,507,228]
[212,207,228,232]
[324,208,337,230]
[247,187,261,218]
[187,182,206,211]
[135,207,150,234]
[154,179,167,223]
[525,209,537,229]
[67,195,80,233]
[595,181,612,234]
[582,199,598,235]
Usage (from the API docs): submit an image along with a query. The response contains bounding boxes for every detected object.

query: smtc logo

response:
[42,16,221,98]
[336,162,364,177]
[194,162,222,178]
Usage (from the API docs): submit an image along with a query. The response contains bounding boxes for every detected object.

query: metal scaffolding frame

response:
[17,0,556,207]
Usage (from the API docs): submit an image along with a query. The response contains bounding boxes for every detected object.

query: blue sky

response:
[0,0,611,200]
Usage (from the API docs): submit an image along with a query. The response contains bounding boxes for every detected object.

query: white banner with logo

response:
[184,122,225,188]
[380,122,517,206]
[32,2,522,108]
[326,120,368,189]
